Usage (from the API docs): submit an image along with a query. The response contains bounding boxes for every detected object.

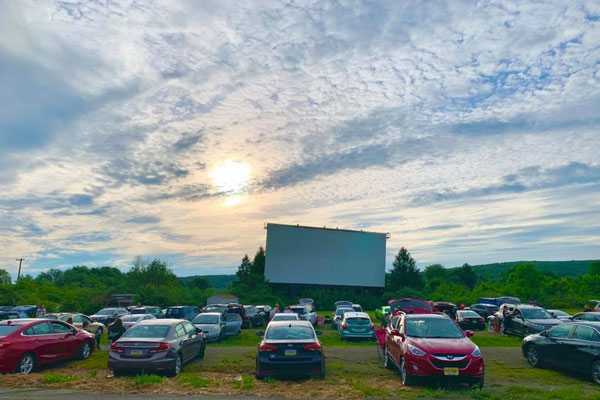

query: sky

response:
[1,0,599,279]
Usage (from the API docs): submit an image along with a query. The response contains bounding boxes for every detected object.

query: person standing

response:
[108,318,126,343]
[274,303,280,314]
[35,304,46,318]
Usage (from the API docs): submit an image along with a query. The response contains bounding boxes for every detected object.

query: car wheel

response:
[592,360,600,385]
[526,345,543,368]
[522,328,531,338]
[112,369,124,377]
[399,358,415,386]
[79,340,93,360]
[168,354,183,377]
[198,340,206,359]
[15,353,35,374]
[383,347,394,369]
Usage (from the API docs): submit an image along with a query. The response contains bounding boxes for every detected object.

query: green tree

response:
[127,257,178,290]
[0,269,11,285]
[236,255,252,281]
[457,263,477,290]
[590,261,600,276]
[187,276,211,290]
[389,247,423,290]
[424,264,446,282]
[250,247,266,277]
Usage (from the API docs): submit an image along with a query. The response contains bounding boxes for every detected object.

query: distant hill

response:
[452,260,599,280]
[180,274,238,289]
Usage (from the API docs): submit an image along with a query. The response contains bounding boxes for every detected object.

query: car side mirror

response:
[315,330,323,336]
[465,330,475,337]
[540,330,548,337]
[255,331,264,337]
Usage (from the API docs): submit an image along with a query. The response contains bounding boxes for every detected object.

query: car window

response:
[174,324,186,337]
[584,314,600,321]
[405,318,464,339]
[24,322,52,335]
[183,321,196,334]
[548,324,573,338]
[266,325,315,340]
[572,314,584,321]
[51,322,72,334]
[390,316,400,329]
[122,325,170,338]
[59,315,69,322]
[73,315,85,323]
[572,325,597,341]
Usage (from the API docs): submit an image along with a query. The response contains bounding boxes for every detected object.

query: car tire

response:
[15,353,36,374]
[399,358,415,386]
[383,347,394,369]
[472,377,484,389]
[526,345,543,368]
[522,328,531,338]
[198,340,206,359]
[112,369,124,377]
[591,360,600,385]
[79,340,93,360]
[168,354,183,377]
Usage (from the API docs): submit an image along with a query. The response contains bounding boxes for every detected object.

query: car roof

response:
[136,318,181,326]
[272,313,296,316]
[196,312,222,317]
[515,305,543,309]
[404,313,449,320]
[267,320,312,327]
[561,321,600,328]
[574,312,600,316]
[343,312,369,319]
[167,306,195,309]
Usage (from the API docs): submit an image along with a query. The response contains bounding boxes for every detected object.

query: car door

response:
[50,321,78,358]
[507,310,523,335]
[183,321,202,358]
[564,325,600,371]
[543,324,575,366]
[174,323,191,361]
[23,322,61,364]
[385,315,402,364]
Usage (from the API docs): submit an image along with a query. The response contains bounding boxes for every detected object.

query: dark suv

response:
[227,304,264,329]
[470,304,499,318]
[504,305,562,337]
[165,306,201,321]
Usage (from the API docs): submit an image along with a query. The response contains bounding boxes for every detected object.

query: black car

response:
[523,322,600,385]
[89,307,130,325]
[572,312,600,322]
[202,304,229,313]
[255,320,324,379]
[164,306,201,321]
[504,305,562,337]
[227,304,264,329]
[456,310,486,330]
[130,306,164,319]
[470,303,499,318]
[434,302,457,319]
[109,319,206,376]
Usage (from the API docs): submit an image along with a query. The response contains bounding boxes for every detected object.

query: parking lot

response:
[1,327,598,400]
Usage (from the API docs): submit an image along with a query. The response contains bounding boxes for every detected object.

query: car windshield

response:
[193,315,219,324]
[521,309,552,319]
[0,325,19,337]
[336,308,352,316]
[205,306,225,312]
[406,318,464,338]
[121,315,144,322]
[458,311,480,318]
[266,325,315,340]
[122,325,170,338]
[392,300,432,311]
[347,317,370,325]
[290,307,306,315]
[96,309,115,315]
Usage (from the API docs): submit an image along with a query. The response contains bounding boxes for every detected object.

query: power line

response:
[16,258,24,281]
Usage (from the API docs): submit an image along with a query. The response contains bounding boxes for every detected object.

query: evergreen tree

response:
[0,269,11,285]
[389,247,423,290]
[458,263,477,289]
[250,247,266,277]
[236,255,252,281]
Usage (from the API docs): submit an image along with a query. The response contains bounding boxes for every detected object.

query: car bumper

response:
[108,351,176,372]
[202,331,220,342]
[340,330,375,339]
[404,353,484,379]
[257,354,324,377]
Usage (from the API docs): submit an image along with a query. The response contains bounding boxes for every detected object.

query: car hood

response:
[528,319,561,326]
[408,337,476,354]
[193,323,219,331]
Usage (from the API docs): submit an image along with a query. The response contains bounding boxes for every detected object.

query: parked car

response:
[547,309,571,321]
[299,298,316,312]
[455,310,486,331]
[339,312,375,340]
[478,296,520,306]
[389,298,433,315]
[290,304,317,326]
[256,305,274,321]
[503,305,562,337]
[352,304,363,312]
[383,313,484,387]
[375,306,390,321]
[0,311,21,321]
[434,302,457,319]
[130,306,163,319]
[523,322,600,385]
[192,312,242,341]
[226,304,264,329]
[109,319,206,377]
[0,319,95,374]
[470,303,499,318]
[164,306,201,321]
[89,307,130,325]
[0,306,13,312]
[202,304,228,314]
[271,313,300,322]
[332,307,353,330]
[121,314,156,329]
[334,301,353,309]
[255,320,324,379]
[11,306,37,318]
[571,312,600,322]
[50,313,105,335]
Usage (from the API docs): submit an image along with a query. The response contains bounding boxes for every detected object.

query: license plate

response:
[444,367,459,376]
[130,350,143,356]
[284,349,297,356]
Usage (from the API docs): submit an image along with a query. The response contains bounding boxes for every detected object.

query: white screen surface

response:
[264,224,386,287]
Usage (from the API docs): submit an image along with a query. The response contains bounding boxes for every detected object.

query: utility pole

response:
[16,258,24,281]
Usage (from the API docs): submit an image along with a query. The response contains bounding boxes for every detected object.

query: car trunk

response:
[345,318,372,333]
[263,341,319,362]
[114,340,165,359]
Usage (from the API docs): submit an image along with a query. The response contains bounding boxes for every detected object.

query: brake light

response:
[110,342,124,353]
[459,318,467,322]
[259,343,277,351]
[304,343,322,351]
[0,341,9,349]
[369,323,374,330]
[342,323,347,329]
[149,343,170,352]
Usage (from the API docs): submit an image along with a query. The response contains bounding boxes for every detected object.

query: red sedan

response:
[383,313,484,388]
[0,319,95,374]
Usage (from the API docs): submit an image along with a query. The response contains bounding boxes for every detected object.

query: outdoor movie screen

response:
[264,223,386,287]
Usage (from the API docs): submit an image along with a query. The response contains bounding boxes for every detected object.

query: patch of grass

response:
[351,377,390,397]
[134,374,163,385]
[70,348,107,369]
[264,376,277,388]
[419,388,448,398]
[187,352,255,374]
[42,372,78,385]
[89,370,98,378]
[177,372,212,388]
[471,332,522,348]
[233,374,254,390]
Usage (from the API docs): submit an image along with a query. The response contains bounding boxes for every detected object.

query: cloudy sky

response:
[1,0,599,279]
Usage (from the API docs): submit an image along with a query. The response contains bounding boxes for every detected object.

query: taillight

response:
[0,341,9,349]
[259,343,277,352]
[304,343,322,351]
[369,323,374,330]
[342,323,347,329]
[149,343,170,352]
[459,318,467,322]
[110,342,124,353]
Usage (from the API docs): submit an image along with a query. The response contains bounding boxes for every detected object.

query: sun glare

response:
[209,160,250,194]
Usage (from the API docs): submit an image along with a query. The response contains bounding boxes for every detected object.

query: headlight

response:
[471,346,481,358]
[211,326,220,332]
[407,344,426,357]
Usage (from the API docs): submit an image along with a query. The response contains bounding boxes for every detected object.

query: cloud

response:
[126,216,161,224]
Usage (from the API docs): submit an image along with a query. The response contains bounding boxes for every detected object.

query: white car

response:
[290,304,317,325]
[271,313,300,322]
[121,314,156,329]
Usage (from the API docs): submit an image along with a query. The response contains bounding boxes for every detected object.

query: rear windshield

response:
[458,311,480,318]
[272,315,297,321]
[392,300,432,310]
[193,315,219,324]
[0,325,19,337]
[347,317,370,325]
[335,308,351,316]
[122,325,169,338]
[290,307,306,315]
[521,309,552,320]
[406,318,464,339]
[96,309,115,315]
[204,306,226,312]
[121,315,144,322]
[266,325,315,340]
[166,308,184,317]
[130,309,147,314]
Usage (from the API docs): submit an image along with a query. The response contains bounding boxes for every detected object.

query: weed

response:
[264,377,277,388]
[89,370,98,378]
[134,374,163,385]
[42,373,78,385]
[351,378,390,397]
[233,374,254,390]
[178,373,211,388]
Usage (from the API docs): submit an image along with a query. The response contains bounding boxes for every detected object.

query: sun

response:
[209,160,250,194]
